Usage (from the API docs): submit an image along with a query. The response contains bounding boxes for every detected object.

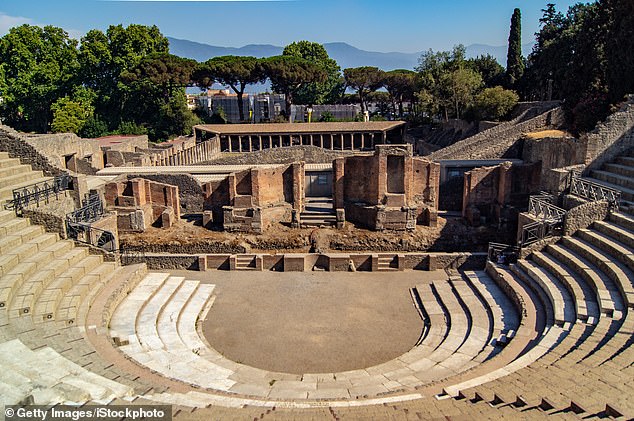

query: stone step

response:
[560,236,628,313]
[0,176,55,203]
[615,156,634,167]
[0,163,32,179]
[135,276,185,351]
[0,225,45,255]
[592,220,634,249]
[0,233,59,279]
[0,241,75,310]
[604,163,634,178]
[609,212,634,232]
[56,262,119,324]
[532,251,600,322]
[0,217,31,237]
[0,339,133,405]
[0,170,44,190]
[32,255,104,321]
[0,156,22,169]
[413,282,449,352]
[549,242,621,316]
[578,228,634,271]
[449,277,493,361]
[109,272,171,341]
[591,170,634,190]
[8,247,90,317]
[0,210,15,225]
[516,260,577,326]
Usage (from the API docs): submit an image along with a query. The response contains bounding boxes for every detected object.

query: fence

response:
[66,193,104,224]
[66,223,117,253]
[5,174,72,214]
[569,172,621,209]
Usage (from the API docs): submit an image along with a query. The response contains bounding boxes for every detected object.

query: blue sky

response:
[1,0,582,52]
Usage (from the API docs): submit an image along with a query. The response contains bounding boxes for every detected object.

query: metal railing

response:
[66,193,104,224]
[66,222,117,253]
[528,196,567,222]
[569,173,621,209]
[5,174,72,214]
[487,242,519,264]
[119,245,146,266]
[520,219,561,246]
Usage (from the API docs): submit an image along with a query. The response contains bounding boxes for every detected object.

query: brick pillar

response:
[333,158,345,209]
[291,162,305,211]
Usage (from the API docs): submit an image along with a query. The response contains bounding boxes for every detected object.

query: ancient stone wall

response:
[563,200,609,236]
[106,178,180,232]
[21,131,103,171]
[583,95,634,171]
[204,145,355,165]
[126,174,204,212]
[462,161,539,226]
[337,144,438,230]
[522,135,585,182]
[0,125,64,176]
[429,104,564,160]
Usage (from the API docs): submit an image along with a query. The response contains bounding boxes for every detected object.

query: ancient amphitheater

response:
[0,99,632,420]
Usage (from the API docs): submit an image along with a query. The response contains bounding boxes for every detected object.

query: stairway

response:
[583,148,634,214]
[234,254,257,270]
[300,197,336,227]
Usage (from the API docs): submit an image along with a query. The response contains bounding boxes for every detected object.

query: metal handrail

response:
[66,222,117,253]
[5,174,72,213]
[528,196,567,222]
[66,195,104,224]
[569,174,621,209]
[487,242,519,264]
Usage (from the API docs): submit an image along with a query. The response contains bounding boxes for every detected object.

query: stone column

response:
[330,134,334,150]
[361,133,365,149]
[309,134,314,147]
[320,134,324,148]
[333,158,345,209]
[259,136,263,150]
[341,134,345,150]
[248,135,253,151]
[238,136,243,153]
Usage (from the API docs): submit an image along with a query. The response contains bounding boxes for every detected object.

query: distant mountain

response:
[169,37,536,75]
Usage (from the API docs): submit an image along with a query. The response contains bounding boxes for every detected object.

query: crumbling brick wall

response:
[462,161,540,226]
[105,178,180,232]
[337,144,439,231]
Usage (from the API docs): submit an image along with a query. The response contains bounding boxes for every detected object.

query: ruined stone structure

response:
[334,144,439,231]
[201,163,304,233]
[105,177,180,232]
[462,161,540,226]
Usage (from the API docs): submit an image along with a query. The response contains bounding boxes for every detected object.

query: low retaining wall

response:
[124,251,487,272]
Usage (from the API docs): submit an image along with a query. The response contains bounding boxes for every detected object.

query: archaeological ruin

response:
[0,97,633,419]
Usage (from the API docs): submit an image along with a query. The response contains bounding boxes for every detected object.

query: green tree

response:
[51,86,96,133]
[78,24,169,130]
[282,41,343,104]
[197,56,264,122]
[383,69,418,117]
[416,45,477,121]
[506,8,524,87]
[0,25,78,132]
[470,86,519,121]
[468,55,505,88]
[121,54,199,141]
[261,55,326,120]
[343,66,385,114]
[444,67,483,120]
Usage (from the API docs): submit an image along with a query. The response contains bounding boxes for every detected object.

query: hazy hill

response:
[168,37,534,71]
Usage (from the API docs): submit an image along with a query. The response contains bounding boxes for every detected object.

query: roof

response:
[194,121,406,135]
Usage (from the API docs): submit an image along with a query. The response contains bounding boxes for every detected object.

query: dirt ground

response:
[120,214,503,253]
[173,269,448,374]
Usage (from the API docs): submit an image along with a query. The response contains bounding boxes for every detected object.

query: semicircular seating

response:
[0,151,632,419]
